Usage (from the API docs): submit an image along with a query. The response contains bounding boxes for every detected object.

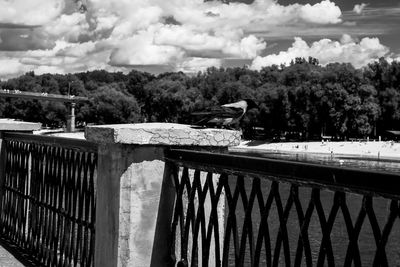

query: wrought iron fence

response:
[0,132,97,267]
[164,148,400,267]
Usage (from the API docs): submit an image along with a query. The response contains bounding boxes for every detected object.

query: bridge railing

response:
[1,123,400,267]
[163,148,400,266]
[0,132,97,267]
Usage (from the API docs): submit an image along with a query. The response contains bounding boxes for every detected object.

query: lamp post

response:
[66,81,78,132]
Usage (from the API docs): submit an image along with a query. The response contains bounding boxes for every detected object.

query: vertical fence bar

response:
[150,161,177,267]
[0,133,7,220]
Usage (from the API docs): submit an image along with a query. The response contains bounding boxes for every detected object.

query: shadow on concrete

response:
[0,237,42,267]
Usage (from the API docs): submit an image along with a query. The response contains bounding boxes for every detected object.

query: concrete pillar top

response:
[0,119,41,131]
[85,122,241,146]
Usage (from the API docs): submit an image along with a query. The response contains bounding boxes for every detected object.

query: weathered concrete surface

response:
[118,160,165,267]
[0,119,41,131]
[0,246,24,267]
[87,123,239,267]
[85,123,241,146]
[94,144,164,267]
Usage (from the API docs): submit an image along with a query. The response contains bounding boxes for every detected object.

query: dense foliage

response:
[1,57,400,140]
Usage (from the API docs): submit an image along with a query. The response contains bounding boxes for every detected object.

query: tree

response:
[143,79,188,122]
[216,81,254,104]
[379,87,400,130]
[1,61,398,139]
[255,83,290,137]
[126,70,154,101]
[80,83,141,124]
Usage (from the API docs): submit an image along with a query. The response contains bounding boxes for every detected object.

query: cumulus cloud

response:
[56,41,97,58]
[0,58,28,78]
[0,0,64,26]
[44,13,90,42]
[299,0,342,24]
[353,3,368,15]
[0,41,113,80]
[99,0,341,70]
[153,25,266,59]
[0,0,363,79]
[251,35,390,69]
[177,58,222,73]
[109,26,185,66]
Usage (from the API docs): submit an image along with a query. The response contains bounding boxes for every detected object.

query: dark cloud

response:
[162,16,182,25]
[0,29,55,51]
[221,58,251,68]
[0,23,39,29]
[186,49,231,58]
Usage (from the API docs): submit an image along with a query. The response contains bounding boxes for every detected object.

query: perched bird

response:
[191,99,258,129]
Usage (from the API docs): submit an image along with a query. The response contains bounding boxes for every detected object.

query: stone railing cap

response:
[0,119,41,131]
[85,123,241,146]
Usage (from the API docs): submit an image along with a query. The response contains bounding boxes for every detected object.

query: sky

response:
[0,0,399,80]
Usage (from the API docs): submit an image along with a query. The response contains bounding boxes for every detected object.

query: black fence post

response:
[150,161,177,267]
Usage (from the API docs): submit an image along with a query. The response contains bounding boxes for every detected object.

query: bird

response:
[191,99,258,129]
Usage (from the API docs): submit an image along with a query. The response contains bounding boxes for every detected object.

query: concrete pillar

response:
[85,123,241,267]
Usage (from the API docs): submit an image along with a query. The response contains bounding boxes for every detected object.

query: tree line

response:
[0,57,399,140]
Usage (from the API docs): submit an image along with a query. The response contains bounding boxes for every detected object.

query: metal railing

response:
[2,131,400,267]
[164,148,400,267]
[0,132,97,267]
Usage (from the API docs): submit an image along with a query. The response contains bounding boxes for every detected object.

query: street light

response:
[68,81,78,97]
[66,80,79,133]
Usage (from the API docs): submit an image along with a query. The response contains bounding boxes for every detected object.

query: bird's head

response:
[244,99,258,110]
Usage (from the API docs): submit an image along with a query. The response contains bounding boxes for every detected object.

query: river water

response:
[226,151,400,266]
[233,150,400,173]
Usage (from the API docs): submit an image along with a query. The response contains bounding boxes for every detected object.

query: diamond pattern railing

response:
[164,149,400,267]
[0,132,97,267]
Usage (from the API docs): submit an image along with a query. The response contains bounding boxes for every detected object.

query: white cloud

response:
[0,0,64,25]
[177,57,222,73]
[44,13,90,42]
[300,0,342,24]
[0,58,29,79]
[251,35,389,69]
[154,25,266,59]
[154,25,228,51]
[388,56,400,64]
[239,35,267,59]
[340,34,355,44]
[0,41,113,80]
[353,3,368,15]
[86,0,343,67]
[109,27,185,66]
[56,41,97,58]
[110,6,164,38]
[0,0,373,78]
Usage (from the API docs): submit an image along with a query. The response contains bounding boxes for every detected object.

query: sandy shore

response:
[232,140,400,160]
